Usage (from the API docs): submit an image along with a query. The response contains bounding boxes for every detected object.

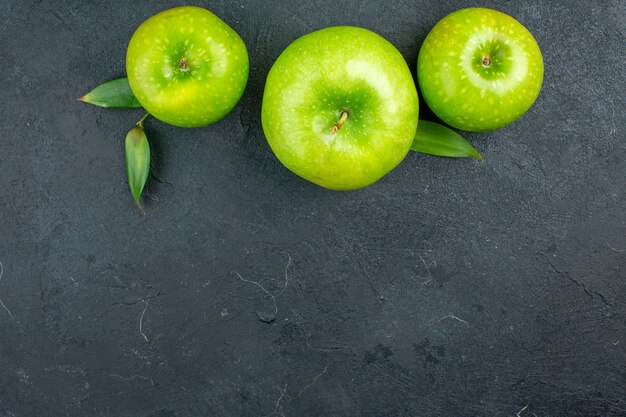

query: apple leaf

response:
[410,120,483,160]
[79,77,142,108]
[125,125,150,212]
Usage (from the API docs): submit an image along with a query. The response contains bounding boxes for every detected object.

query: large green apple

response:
[418,8,543,132]
[126,6,249,128]
[262,27,419,190]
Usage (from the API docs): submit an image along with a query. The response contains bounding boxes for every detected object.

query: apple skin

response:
[262,26,419,190]
[126,6,249,128]
[418,8,543,132]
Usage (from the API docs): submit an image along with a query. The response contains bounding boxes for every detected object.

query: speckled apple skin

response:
[262,26,419,191]
[126,6,249,128]
[418,8,543,132]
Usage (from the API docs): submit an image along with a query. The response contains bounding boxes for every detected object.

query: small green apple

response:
[126,6,249,128]
[418,8,543,132]
[262,26,419,190]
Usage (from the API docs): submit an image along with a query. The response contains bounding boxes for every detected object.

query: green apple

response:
[262,26,419,190]
[126,6,249,128]
[418,8,543,132]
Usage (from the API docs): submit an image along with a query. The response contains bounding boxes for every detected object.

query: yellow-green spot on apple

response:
[126,6,249,128]
[262,26,419,190]
[417,8,544,132]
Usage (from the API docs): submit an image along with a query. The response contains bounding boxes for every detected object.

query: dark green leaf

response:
[410,120,483,160]
[125,126,150,212]
[79,77,142,108]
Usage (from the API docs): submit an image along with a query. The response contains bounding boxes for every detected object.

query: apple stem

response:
[482,55,492,67]
[330,111,349,134]
[136,113,150,127]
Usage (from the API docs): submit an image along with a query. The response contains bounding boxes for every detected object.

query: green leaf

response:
[125,126,150,212]
[410,120,483,160]
[79,77,142,108]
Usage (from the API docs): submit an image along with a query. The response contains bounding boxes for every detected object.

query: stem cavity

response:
[330,111,349,134]
[179,58,190,72]
[482,55,492,67]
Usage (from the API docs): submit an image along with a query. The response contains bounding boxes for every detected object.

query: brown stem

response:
[482,55,492,67]
[330,111,349,134]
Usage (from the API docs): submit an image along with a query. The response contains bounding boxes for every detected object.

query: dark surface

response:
[0,1,624,416]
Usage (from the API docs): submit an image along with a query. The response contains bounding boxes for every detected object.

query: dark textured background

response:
[0,1,624,416]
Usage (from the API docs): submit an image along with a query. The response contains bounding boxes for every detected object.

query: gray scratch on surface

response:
[235,271,278,318]
[288,364,329,400]
[235,253,292,323]
[272,384,287,415]
[432,314,469,327]
[109,373,154,386]
[139,299,149,342]
[268,364,330,414]
[276,253,292,297]
[539,252,611,307]
[44,365,87,375]
[70,276,78,286]
[517,404,529,417]
[0,261,14,319]
[606,244,626,252]
[409,253,432,285]
[361,265,385,302]
[417,253,432,281]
